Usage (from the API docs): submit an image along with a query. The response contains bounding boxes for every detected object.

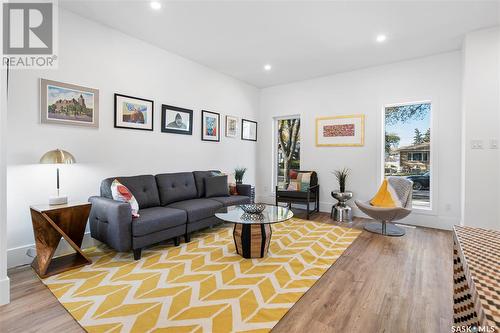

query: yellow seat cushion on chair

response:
[370,179,402,208]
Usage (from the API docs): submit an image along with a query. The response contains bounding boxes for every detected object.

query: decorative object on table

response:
[201,110,220,141]
[30,202,92,278]
[215,204,293,258]
[241,119,257,141]
[355,177,413,236]
[331,168,353,222]
[39,149,76,205]
[161,104,193,135]
[453,225,500,329]
[234,167,247,184]
[225,115,239,137]
[275,170,320,219]
[239,203,266,214]
[40,78,99,128]
[316,114,365,147]
[114,93,154,131]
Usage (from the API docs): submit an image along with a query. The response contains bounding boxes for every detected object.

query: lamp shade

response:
[39,149,76,164]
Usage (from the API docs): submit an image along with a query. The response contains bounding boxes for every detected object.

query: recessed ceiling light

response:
[376,34,387,43]
[150,1,162,10]
[264,64,272,71]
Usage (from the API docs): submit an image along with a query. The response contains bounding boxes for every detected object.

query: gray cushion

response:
[132,206,187,237]
[156,172,198,205]
[100,175,161,209]
[168,198,223,222]
[193,170,220,197]
[205,175,229,198]
[210,195,250,206]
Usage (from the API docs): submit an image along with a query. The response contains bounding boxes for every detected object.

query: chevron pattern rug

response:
[41,218,361,333]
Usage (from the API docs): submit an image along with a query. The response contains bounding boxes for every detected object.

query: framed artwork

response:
[201,110,220,142]
[40,79,99,128]
[114,93,154,131]
[225,115,239,138]
[241,119,257,141]
[161,104,193,135]
[316,114,365,146]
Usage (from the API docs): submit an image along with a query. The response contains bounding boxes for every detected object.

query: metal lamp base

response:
[49,195,68,206]
[364,221,405,237]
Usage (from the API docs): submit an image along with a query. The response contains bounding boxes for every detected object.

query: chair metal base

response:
[364,221,406,237]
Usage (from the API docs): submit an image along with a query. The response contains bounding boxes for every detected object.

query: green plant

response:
[333,168,350,193]
[234,167,247,184]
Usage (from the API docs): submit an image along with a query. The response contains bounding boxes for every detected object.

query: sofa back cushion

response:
[101,175,160,209]
[193,170,220,197]
[156,172,198,205]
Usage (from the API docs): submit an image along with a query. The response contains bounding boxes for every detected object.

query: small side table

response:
[330,191,353,222]
[30,202,92,278]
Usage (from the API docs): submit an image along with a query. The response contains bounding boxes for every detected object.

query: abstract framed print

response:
[241,119,257,141]
[161,104,193,135]
[40,79,99,128]
[114,94,154,131]
[315,114,365,146]
[225,115,239,138]
[201,110,220,142]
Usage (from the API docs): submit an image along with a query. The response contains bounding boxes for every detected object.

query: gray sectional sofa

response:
[88,170,251,259]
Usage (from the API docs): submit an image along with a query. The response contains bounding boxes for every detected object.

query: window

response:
[384,102,431,208]
[275,117,301,189]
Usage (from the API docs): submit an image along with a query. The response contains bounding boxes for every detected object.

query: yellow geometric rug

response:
[41,218,361,333]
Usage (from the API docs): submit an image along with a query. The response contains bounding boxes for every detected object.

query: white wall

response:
[461,27,500,230]
[6,9,259,268]
[257,52,463,230]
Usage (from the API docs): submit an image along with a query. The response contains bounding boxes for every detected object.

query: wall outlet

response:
[471,140,483,149]
[26,247,36,258]
[490,139,498,149]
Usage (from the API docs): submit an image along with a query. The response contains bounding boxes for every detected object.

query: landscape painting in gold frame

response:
[315,114,365,147]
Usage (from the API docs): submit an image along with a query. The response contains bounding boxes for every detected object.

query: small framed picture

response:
[242,119,257,141]
[114,93,154,131]
[40,79,99,128]
[225,115,239,138]
[201,110,220,142]
[161,104,193,135]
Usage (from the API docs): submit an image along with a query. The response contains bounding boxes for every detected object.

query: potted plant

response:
[234,167,247,184]
[333,168,350,193]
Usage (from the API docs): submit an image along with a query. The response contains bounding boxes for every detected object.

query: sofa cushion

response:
[210,195,250,206]
[193,170,220,197]
[101,175,160,209]
[205,175,229,198]
[168,198,223,222]
[156,172,198,205]
[132,206,187,237]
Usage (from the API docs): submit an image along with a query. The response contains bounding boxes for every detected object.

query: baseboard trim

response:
[7,232,97,269]
[0,277,10,305]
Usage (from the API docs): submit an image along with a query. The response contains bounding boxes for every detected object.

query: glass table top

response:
[215,204,294,224]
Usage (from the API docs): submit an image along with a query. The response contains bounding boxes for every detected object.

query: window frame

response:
[379,100,437,214]
[272,115,301,193]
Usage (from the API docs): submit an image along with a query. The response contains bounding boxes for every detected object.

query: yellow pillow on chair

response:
[370,179,402,208]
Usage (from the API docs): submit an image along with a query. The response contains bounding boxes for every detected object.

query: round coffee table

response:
[215,204,293,259]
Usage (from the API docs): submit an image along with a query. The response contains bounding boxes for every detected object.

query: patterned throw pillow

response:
[297,172,312,192]
[110,179,140,217]
[370,179,402,208]
[287,181,300,191]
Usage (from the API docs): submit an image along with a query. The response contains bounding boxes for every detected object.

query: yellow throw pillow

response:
[370,179,402,208]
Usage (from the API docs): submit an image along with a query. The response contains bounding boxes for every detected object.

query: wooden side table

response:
[30,202,92,278]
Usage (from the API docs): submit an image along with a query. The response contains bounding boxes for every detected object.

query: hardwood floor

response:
[0,211,453,333]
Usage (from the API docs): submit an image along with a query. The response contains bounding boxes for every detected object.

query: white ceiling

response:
[60,1,499,88]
